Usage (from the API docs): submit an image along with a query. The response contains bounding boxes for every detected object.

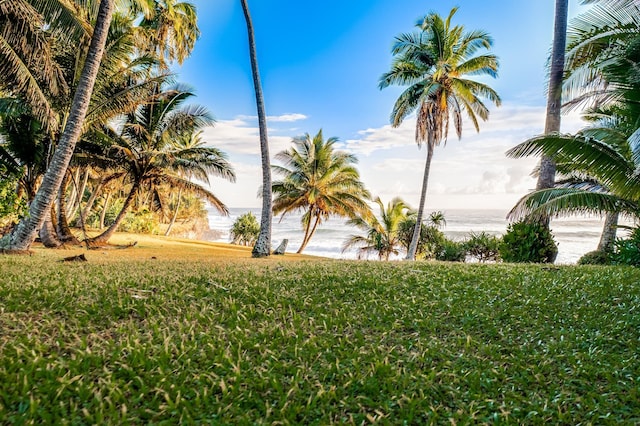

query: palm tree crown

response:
[272,129,371,254]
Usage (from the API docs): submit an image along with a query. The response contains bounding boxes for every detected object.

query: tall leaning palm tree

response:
[379,7,501,260]
[6,0,115,251]
[272,130,372,254]
[240,0,272,257]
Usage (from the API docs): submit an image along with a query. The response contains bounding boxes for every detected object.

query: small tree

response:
[500,221,558,263]
[230,212,260,246]
[464,231,501,262]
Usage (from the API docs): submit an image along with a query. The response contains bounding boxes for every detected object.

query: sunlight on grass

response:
[0,238,639,423]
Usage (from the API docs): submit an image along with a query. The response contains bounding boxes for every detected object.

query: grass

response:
[0,235,639,424]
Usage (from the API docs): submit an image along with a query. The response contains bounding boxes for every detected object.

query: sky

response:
[175,0,590,211]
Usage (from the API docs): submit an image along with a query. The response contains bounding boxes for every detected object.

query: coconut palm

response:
[87,84,234,244]
[379,7,501,260]
[240,0,272,257]
[1,4,167,247]
[6,0,115,251]
[343,197,409,261]
[272,129,372,254]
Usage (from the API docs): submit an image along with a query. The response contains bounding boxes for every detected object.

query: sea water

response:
[207,207,632,264]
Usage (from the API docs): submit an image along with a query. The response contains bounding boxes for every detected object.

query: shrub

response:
[0,169,27,230]
[611,227,640,266]
[499,221,558,263]
[578,250,612,265]
[436,239,466,262]
[464,231,501,262]
[398,217,447,260]
[119,209,158,234]
[230,212,260,246]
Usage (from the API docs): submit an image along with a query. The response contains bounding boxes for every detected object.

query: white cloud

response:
[201,118,293,156]
[201,105,589,210]
[236,113,309,123]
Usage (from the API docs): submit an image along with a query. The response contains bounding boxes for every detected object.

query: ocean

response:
[207,207,625,264]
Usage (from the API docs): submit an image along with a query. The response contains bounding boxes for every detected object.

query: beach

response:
[207,208,622,264]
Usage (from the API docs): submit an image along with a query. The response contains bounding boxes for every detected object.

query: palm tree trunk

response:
[536,0,568,193]
[56,174,80,244]
[406,139,435,260]
[81,178,105,221]
[39,207,62,248]
[68,168,90,221]
[6,0,115,251]
[297,213,321,254]
[99,192,111,229]
[241,0,272,258]
[164,188,183,236]
[597,212,618,252]
[90,180,140,244]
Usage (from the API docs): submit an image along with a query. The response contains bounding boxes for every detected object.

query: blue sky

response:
[176,0,589,210]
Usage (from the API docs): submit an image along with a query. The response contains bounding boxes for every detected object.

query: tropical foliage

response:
[397,213,448,260]
[464,231,501,263]
[0,0,235,249]
[507,0,640,255]
[343,197,409,260]
[273,130,371,254]
[379,7,501,260]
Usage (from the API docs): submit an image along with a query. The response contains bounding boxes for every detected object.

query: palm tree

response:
[272,130,371,253]
[163,130,207,236]
[6,0,116,251]
[87,84,235,244]
[343,197,409,261]
[379,7,501,260]
[240,0,272,258]
[537,0,569,193]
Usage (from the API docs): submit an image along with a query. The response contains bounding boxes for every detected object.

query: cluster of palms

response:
[269,129,462,260]
[270,8,501,259]
[0,0,234,249]
[507,0,640,254]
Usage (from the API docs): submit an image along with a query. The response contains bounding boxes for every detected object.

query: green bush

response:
[436,239,466,262]
[0,169,27,229]
[611,228,640,266]
[464,231,501,262]
[119,209,158,234]
[398,218,447,260]
[578,250,611,265]
[230,212,260,246]
[499,221,558,263]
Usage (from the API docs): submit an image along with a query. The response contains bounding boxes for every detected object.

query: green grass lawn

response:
[1,246,639,424]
